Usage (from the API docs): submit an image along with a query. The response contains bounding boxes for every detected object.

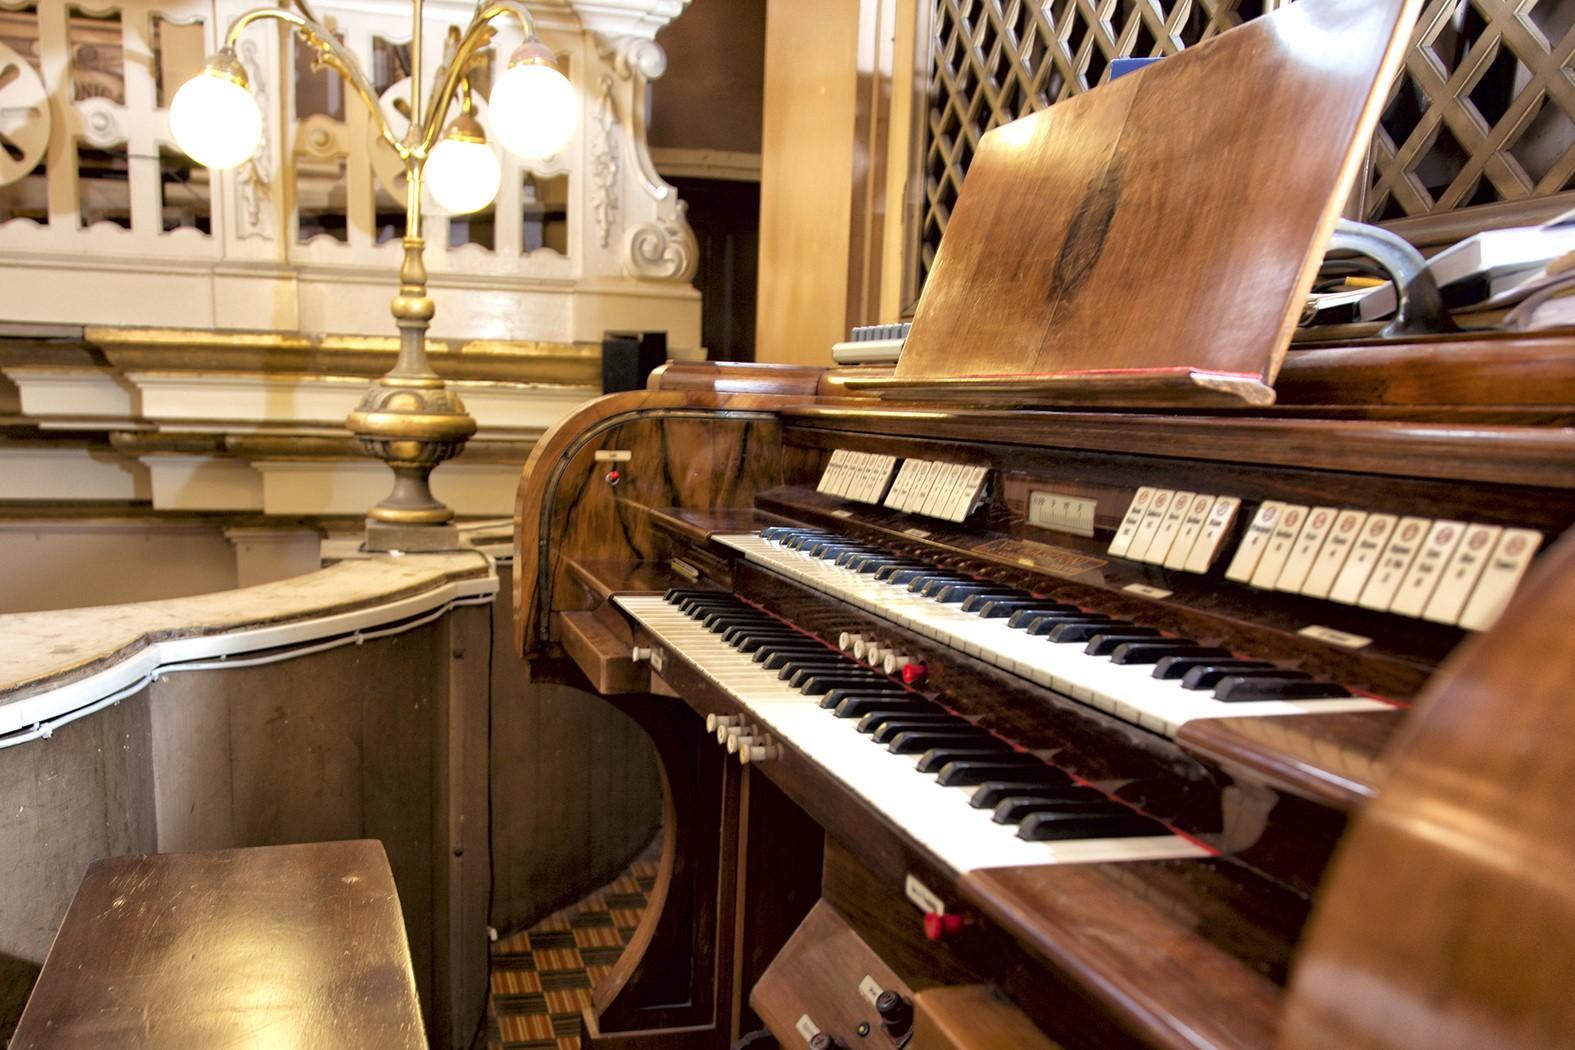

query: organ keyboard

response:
[513,349,1575,1050]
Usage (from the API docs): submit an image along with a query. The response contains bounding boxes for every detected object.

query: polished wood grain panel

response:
[912,985,1062,1050]
[1178,711,1400,812]
[652,360,828,396]
[751,900,914,1048]
[11,841,423,1049]
[1277,337,1575,408]
[896,0,1419,394]
[1282,531,1575,1048]
[560,610,651,694]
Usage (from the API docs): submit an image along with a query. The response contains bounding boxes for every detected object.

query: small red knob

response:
[922,911,963,941]
[901,662,927,685]
[605,469,621,485]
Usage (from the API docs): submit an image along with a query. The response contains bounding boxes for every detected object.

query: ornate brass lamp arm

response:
[223,7,405,155]
[413,0,538,156]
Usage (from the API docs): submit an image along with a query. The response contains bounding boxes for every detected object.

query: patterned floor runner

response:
[487,856,659,1050]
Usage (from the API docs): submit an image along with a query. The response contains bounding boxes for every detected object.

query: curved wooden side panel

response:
[1282,530,1575,1048]
[513,385,817,658]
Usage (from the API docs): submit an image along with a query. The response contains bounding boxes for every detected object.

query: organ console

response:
[511,1,1575,1046]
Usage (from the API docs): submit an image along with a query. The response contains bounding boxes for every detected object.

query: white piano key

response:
[1225,502,1284,582]
[1328,513,1396,604]
[1458,528,1542,631]
[1300,510,1366,599]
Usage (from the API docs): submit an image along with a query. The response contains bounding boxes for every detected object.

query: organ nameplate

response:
[1165,493,1216,570]
[1300,509,1366,598]
[1250,503,1308,588]
[1275,506,1338,593]
[1124,583,1173,599]
[1328,513,1396,604]
[795,1014,822,1041]
[1028,490,1098,537]
[1458,528,1542,631]
[1225,501,1284,582]
[904,873,946,914]
[593,449,632,462]
[1184,496,1240,573]
[1389,519,1465,617]
[858,975,885,1007]
[1143,490,1194,564]
[1358,516,1431,610]
[1107,487,1155,556]
[1423,523,1502,624]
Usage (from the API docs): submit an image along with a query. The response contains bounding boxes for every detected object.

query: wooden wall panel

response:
[0,688,157,1038]
[490,564,662,934]
[757,0,863,365]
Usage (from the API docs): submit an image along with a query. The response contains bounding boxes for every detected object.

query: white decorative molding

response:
[142,454,266,511]
[234,37,274,241]
[3,367,143,427]
[0,446,151,501]
[590,75,621,249]
[623,203,697,282]
[256,458,521,517]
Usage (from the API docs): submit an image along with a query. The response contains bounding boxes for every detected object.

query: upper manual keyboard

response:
[715,528,1391,738]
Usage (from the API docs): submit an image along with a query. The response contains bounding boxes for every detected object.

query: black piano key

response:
[703,613,773,631]
[912,575,977,597]
[1004,604,1083,628]
[914,747,1019,774]
[1082,629,1166,656]
[678,597,739,613]
[1153,655,1274,680]
[972,598,1062,618]
[877,566,934,584]
[829,695,930,717]
[935,757,1056,786]
[1016,811,1171,841]
[1045,620,1137,644]
[723,625,798,645]
[1181,664,1311,691]
[1110,642,1228,666]
[857,711,961,734]
[758,648,837,669]
[664,588,722,603]
[887,730,1005,755]
[800,674,888,695]
[991,796,1114,825]
[870,718,971,745]
[1025,614,1119,637]
[820,687,912,709]
[789,666,883,689]
[968,780,1088,809]
[934,584,1020,604]
[1213,677,1351,702]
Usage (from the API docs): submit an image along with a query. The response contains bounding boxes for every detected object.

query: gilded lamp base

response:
[346,374,477,552]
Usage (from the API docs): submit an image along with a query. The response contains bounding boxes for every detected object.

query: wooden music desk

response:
[11,840,425,1049]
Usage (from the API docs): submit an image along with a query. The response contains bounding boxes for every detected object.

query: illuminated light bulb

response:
[489,43,576,160]
[425,118,502,215]
[170,55,263,170]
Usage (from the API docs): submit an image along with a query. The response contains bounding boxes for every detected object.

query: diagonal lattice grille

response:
[916,0,1575,286]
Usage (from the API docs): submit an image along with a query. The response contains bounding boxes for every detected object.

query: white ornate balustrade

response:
[0,0,700,349]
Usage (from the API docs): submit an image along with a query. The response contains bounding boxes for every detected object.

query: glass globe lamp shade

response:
[170,67,263,170]
[489,56,576,160]
[425,133,502,215]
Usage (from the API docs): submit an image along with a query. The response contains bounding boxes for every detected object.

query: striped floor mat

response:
[487,857,659,1050]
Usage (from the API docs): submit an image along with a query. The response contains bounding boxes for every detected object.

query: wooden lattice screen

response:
[915,0,1575,287]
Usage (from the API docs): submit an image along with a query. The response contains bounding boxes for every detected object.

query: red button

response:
[922,911,963,941]
[901,662,927,685]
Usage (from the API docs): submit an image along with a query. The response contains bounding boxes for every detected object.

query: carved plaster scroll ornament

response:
[234,40,273,239]
[0,42,50,188]
[590,74,620,248]
[622,201,696,282]
[594,33,669,201]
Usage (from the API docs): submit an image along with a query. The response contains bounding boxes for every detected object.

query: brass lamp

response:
[170,0,576,549]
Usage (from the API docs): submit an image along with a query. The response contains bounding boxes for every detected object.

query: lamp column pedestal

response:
[347,236,478,552]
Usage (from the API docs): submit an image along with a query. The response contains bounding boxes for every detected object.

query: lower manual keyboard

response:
[614,590,1205,874]
[716,530,1390,737]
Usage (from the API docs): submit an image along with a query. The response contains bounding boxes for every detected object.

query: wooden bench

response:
[11,840,425,1048]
